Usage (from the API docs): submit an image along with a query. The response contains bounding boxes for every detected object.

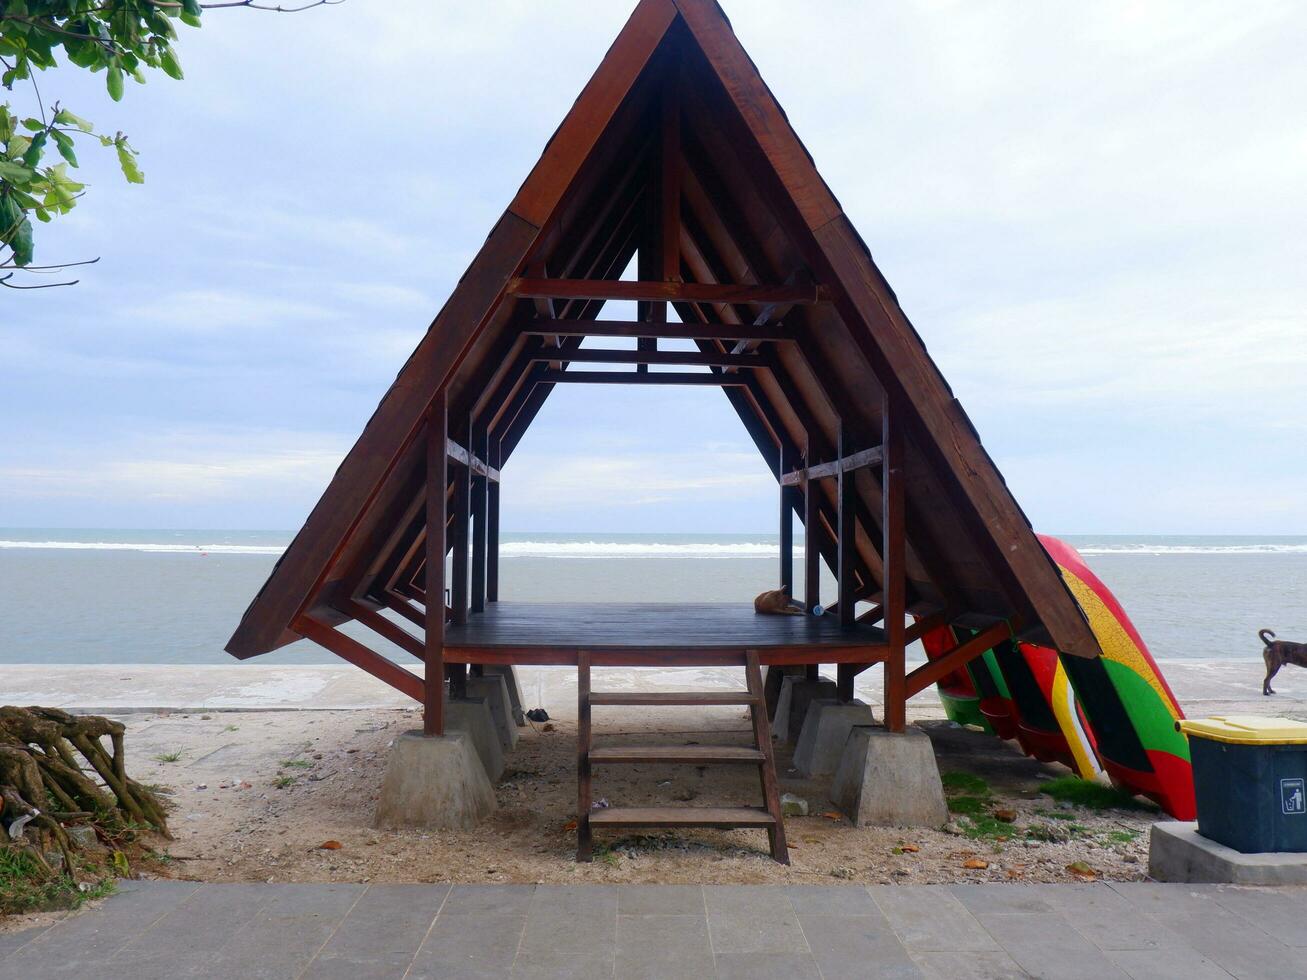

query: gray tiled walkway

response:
[3,881,1307,979]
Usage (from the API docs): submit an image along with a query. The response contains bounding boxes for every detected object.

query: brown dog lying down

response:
[754,587,806,616]
[1262,629,1307,695]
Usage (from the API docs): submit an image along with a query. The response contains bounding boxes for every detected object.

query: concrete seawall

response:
[0,659,1299,720]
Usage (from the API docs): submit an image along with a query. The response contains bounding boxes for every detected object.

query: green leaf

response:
[116,143,144,184]
[54,108,94,134]
[21,118,44,132]
[0,160,32,183]
[10,216,34,266]
[107,64,124,102]
[51,130,78,167]
[0,195,20,237]
[159,46,183,81]
[183,0,203,16]
[21,131,45,169]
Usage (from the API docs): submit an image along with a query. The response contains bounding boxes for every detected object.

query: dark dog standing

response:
[1261,629,1307,695]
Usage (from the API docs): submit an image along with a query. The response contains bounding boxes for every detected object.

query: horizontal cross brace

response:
[446,438,500,481]
[904,617,1022,699]
[781,447,885,486]
[537,369,750,387]
[531,348,770,368]
[521,319,792,342]
[508,278,827,305]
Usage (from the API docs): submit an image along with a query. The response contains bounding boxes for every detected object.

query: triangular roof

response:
[227,0,1100,661]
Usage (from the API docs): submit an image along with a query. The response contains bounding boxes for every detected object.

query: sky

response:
[2,0,1305,535]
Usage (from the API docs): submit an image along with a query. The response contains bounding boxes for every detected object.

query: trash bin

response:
[1178,715,1307,853]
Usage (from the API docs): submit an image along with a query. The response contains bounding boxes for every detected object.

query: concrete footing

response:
[830,725,949,827]
[793,699,878,777]
[1150,821,1307,884]
[773,676,838,743]
[465,674,519,751]
[445,697,504,783]
[374,731,496,830]
[482,665,527,726]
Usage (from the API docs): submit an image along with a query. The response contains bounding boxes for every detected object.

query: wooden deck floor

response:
[442,602,888,666]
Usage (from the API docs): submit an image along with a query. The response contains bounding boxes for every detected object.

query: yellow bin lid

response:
[1177,715,1307,745]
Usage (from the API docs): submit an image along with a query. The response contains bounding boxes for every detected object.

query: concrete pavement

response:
[4,880,1307,979]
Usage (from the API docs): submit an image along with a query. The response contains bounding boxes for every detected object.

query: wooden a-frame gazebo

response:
[227,0,1101,748]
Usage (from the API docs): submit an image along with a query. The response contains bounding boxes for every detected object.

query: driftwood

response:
[0,706,170,879]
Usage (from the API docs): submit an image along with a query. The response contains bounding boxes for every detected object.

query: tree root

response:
[0,705,171,877]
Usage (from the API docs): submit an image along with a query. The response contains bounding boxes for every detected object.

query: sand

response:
[121,703,1153,887]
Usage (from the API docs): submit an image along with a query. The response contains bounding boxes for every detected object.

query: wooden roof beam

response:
[521,318,791,341]
[530,348,770,368]
[537,369,750,387]
[508,278,828,305]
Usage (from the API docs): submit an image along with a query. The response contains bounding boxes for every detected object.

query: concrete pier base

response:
[830,725,949,827]
[793,699,879,777]
[445,697,504,782]
[465,674,519,751]
[374,731,496,830]
[483,665,527,726]
[1150,821,1307,884]
[775,676,838,743]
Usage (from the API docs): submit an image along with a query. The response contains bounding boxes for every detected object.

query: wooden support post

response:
[803,456,819,616]
[487,438,501,603]
[451,417,471,626]
[779,444,793,595]
[424,391,448,736]
[882,397,907,732]
[471,422,488,614]
[577,651,593,862]
[837,422,856,628]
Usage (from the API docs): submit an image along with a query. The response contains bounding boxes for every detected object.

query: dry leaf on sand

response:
[962,858,989,870]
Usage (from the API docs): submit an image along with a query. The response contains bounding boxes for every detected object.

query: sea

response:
[0,529,1304,665]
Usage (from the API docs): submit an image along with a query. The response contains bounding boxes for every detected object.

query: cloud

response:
[0,428,348,504]
[502,452,774,510]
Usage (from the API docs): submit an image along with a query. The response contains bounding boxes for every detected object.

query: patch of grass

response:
[223,725,239,733]
[1105,829,1140,844]
[591,844,620,868]
[1034,808,1078,821]
[273,775,296,789]
[1040,776,1148,811]
[0,849,115,916]
[946,795,989,817]
[153,751,182,763]
[279,759,312,770]
[941,771,990,796]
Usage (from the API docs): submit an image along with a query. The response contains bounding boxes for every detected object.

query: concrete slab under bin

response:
[374,730,496,830]
[830,725,948,827]
[793,698,878,777]
[445,697,504,782]
[1150,821,1307,884]
[465,674,519,751]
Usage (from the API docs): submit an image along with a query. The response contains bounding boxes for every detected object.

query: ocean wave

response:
[1075,544,1307,556]
[0,540,285,555]
[499,541,779,558]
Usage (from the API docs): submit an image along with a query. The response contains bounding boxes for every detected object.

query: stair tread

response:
[589,691,756,706]
[590,745,765,764]
[589,806,776,827]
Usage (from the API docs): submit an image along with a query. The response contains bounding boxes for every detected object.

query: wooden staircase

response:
[576,651,789,864]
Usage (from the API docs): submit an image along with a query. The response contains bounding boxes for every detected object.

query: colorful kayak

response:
[1040,535,1195,819]
[920,536,1195,819]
